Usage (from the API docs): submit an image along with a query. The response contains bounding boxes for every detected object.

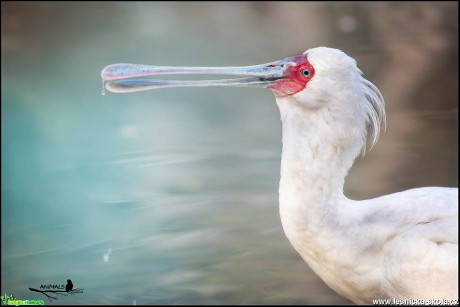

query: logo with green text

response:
[1,293,43,306]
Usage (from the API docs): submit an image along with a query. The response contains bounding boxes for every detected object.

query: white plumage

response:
[101,47,458,304]
[277,48,458,303]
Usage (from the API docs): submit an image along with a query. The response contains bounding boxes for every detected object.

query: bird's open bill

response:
[101,59,292,93]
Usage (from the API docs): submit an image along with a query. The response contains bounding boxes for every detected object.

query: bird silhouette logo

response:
[29,279,83,301]
[65,279,73,292]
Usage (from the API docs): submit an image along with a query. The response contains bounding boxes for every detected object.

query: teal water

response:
[2,2,457,305]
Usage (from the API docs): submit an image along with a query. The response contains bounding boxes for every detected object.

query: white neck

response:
[276,96,365,215]
[276,97,377,300]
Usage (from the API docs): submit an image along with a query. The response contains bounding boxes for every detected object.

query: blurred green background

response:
[1,2,457,304]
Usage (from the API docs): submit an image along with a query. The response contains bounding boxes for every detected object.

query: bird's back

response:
[373,187,458,301]
[284,187,458,304]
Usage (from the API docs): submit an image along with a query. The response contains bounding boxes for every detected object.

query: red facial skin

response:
[268,54,315,97]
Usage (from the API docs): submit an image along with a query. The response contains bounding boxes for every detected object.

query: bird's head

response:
[101,47,385,149]
[269,47,386,151]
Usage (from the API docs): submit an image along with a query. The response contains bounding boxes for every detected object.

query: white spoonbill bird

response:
[101,47,458,304]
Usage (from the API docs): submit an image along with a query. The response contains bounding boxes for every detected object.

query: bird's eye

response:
[301,69,311,78]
